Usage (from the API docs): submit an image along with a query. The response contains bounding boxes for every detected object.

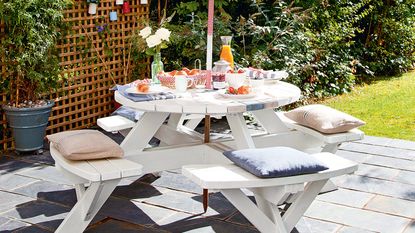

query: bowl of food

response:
[225,69,246,89]
[157,68,208,89]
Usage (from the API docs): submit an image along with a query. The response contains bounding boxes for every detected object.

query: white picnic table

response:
[52,81,362,233]
[113,81,332,173]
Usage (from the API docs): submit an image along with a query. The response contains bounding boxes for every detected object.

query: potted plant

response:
[0,0,71,152]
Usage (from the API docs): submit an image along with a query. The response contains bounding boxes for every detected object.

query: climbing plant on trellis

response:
[0,0,150,152]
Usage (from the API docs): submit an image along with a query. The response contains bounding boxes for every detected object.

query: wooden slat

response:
[0,0,150,151]
[182,153,358,190]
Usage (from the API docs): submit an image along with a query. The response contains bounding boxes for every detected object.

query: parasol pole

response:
[203,0,215,213]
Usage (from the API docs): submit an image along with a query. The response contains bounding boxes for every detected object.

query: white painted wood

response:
[283,180,328,232]
[252,109,291,134]
[226,113,256,149]
[55,180,119,233]
[97,115,135,132]
[182,153,358,190]
[74,184,86,200]
[167,113,185,128]
[221,189,279,233]
[154,124,201,145]
[51,146,101,182]
[254,195,288,233]
[115,82,301,114]
[120,112,169,153]
[250,185,303,205]
[184,118,203,130]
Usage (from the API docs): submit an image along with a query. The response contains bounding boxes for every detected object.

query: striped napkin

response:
[113,84,178,102]
[244,67,289,80]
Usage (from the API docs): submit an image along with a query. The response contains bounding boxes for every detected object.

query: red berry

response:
[228,87,235,94]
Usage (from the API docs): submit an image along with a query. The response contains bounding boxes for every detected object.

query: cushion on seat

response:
[284,104,365,134]
[223,147,328,178]
[47,130,123,161]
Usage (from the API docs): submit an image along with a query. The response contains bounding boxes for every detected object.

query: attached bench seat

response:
[183,153,357,233]
[50,144,142,233]
[276,112,364,152]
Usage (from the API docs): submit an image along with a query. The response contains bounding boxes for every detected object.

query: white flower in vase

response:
[146,35,162,48]
[139,26,152,39]
[155,28,171,42]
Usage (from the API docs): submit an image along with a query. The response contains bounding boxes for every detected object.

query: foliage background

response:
[152,0,415,99]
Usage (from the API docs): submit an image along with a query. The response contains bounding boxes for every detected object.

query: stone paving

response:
[0,134,414,233]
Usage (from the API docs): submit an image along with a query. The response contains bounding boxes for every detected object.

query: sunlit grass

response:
[321,72,415,141]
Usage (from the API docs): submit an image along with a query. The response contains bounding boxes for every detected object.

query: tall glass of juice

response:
[220,36,234,69]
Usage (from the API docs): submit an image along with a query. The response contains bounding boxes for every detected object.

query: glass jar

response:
[212,60,230,90]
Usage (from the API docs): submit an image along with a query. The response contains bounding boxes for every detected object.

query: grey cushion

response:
[47,130,123,161]
[223,147,328,178]
[284,104,365,134]
[111,106,144,122]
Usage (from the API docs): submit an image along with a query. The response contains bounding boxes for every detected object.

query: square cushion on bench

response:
[284,104,365,134]
[223,147,328,178]
[47,130,123,161]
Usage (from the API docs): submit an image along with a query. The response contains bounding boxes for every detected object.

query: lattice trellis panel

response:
[0,0,150,152]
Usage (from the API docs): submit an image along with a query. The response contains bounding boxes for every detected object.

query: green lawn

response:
[321,72,415,141]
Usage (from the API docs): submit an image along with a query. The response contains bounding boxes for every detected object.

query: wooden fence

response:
[0,0,150,152]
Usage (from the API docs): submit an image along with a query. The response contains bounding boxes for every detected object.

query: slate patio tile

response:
[12,180,76,206]
[161,217,259,233]
[0,174,38,191]
[353,164,399,181]
[364,195,415,218]
[0,216,30,232]
[336,150,372,163]
[335,174,415,201]
[403,221,415,233]
[340,143,415,161]
[1,199,69,232]
[226,209,341,233]
[141,190,236,219]
[145,171,203,194]
[134,202,196,226]
[85,219,167,233]
[336,226,376,233]
[364,155,415,172]
[12,225,52,233]
[16,165,71,185]
[97,197,154,226]
[294,217,342,233]
[0,157,37,175]
[12,151,55,166]
[112,180,167,201]
[305,200,410,233]
[394,170,415,185]
[0,191,34,213]
[316,188,374,208]
[356,136,396,147]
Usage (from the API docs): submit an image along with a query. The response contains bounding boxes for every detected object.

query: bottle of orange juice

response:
[220,36,234,69]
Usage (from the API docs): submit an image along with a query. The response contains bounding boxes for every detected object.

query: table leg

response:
[251,109,290,134]
[226,113,256,149]
[120,112,169,154]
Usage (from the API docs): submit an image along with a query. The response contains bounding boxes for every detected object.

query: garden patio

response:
[0,132,414,233]
[1,0,415,232]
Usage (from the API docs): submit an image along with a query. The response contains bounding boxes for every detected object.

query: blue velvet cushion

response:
[223,147,329,178]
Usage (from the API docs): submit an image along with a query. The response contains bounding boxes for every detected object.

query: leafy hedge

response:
[158,0,415,98]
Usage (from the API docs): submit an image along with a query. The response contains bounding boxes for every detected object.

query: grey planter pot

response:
[3,101,54,152]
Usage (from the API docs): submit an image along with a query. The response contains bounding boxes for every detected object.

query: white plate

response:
[126,85,169,95]
[216,89,257,99]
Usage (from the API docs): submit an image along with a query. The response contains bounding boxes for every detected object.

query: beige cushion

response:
[284,105,365,134]
[47,130,123,160]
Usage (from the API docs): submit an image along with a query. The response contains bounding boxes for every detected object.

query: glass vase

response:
[151,52,164,84]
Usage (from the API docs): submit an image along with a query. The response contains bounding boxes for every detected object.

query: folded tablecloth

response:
[113,84,178,102]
